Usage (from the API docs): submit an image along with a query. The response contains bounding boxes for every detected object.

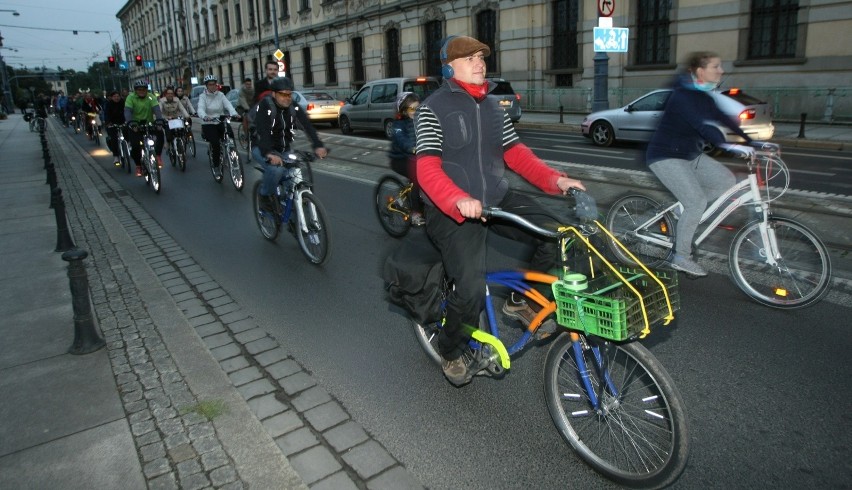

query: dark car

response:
[487,78,522,122]
[580,87,775,147]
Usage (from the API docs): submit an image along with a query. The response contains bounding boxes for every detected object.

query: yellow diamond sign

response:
[273,49,284,60]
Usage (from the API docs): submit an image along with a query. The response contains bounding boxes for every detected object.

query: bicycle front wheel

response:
[374,176,412,238]
[186,134,196,158]
[227,145,244,190]
[209,146,224,183]
[544,333,689,488]
[120,141,131,173]
[294,192,331,265]
[237,124,249,150]
[605,195,674,268]
[146,153,161,194]
[729,217,831,309]
[175,138,186,171]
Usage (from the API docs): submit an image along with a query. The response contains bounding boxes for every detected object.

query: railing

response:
[513,86,852,123]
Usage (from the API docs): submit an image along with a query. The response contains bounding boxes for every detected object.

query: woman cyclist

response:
[197,75,239,169]
[159,86,190,157]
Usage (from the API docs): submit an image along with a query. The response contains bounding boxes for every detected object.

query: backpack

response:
[382,235,446,325]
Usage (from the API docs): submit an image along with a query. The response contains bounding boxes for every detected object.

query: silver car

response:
[487,78,522,122]
[581,88,775,147]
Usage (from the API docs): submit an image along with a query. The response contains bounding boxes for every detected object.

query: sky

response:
[1,0,127,72]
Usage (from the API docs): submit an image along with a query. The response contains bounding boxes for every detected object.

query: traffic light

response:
[135,55,143,67]
[108,56,116,68]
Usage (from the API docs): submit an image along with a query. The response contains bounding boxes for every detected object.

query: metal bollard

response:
[797,113,807,139]
[52,188,76,252]
[62,249,105,355]
[46,161,57,190]
[559,105,564,124]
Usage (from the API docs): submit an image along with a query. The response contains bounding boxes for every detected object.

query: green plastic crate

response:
[552,267,680,341]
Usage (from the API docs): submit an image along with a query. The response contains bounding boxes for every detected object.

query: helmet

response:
[133,80,147,89]
[270,77,294,92]
[395,91,420,114]
[203,74,218,84]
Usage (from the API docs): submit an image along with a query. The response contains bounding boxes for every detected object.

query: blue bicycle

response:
[252,150,331,265]
[409,202,689,488]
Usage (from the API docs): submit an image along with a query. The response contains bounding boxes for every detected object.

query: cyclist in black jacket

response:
[103,90,126,166]
[250,77,327,211]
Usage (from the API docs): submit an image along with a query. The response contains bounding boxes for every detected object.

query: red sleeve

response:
[416,155,469,223]
[504,143,564,194]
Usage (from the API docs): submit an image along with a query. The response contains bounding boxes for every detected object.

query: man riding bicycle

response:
[124,80,165,176]
[415,36,585,386]
[249,76,327,212]
[104,90,126,166]
[197,75,239,169]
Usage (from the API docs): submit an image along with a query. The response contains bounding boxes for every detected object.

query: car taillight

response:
[515,93,521,102]
[307,103,315,111]
[739,109,756,120]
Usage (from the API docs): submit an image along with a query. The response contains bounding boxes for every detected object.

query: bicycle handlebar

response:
[481,189,597,239]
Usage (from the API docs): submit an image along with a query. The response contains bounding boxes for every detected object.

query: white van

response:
[338,77,440,139]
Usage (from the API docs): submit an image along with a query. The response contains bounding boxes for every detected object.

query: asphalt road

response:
[74,127,852,489]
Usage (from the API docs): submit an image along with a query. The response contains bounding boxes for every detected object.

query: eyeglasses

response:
[275,91,293,98]
[405,107,417,113]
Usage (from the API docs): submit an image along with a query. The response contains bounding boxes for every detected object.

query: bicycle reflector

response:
[774,287,789,297]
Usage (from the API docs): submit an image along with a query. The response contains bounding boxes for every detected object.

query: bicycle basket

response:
[552,266,680,342]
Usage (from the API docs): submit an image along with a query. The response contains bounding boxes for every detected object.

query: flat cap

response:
[443,36,491,63]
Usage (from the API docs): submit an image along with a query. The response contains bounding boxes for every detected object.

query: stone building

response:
[117,0,852,119]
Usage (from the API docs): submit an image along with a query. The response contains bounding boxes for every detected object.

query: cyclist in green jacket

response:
[124,80,165,177]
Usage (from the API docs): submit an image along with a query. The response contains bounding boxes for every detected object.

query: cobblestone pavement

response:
[44,117,425,489]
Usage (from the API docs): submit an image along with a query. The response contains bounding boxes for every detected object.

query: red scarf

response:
[452,79,488,101]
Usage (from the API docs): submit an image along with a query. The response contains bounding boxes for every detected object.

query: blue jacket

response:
[646,75,750,164]
[388,118,416,160]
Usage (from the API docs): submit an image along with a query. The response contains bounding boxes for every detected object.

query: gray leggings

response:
[649,155,735,256]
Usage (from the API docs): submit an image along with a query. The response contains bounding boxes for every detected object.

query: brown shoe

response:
[441,356,470,386]
[503,292,558,339]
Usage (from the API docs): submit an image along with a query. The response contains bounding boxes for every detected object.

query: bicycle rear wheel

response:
[227,144,244,190]
[294,192,331,265]
[729,217,831,309]
[252,181,280,241]
[374,176,412,238]
[605,195,674,268]
[544,333,689,488]
[93,127,100,146]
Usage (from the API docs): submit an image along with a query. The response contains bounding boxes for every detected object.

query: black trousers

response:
[424,190,560,360]
[202,123,229,165]
[128,127,164,167]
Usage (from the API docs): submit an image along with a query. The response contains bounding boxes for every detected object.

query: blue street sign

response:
[593,27,629,52]
[143,60,155,69]
[118,61,129,71]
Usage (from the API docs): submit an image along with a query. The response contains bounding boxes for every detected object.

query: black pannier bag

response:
[382,235,445,325]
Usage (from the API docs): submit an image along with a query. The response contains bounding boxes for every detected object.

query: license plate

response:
[499,100,511,106]
[321,105,337,109]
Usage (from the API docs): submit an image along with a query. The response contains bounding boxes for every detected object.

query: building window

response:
[636,0,671,65]
[325,42,337,84]
[239,60,245,82]
[263,0,271,23]
[235,4,242,34]
[748,0,799,59]
[223,8,231,38]
[280,0,289,18]
[424,20,442,78]
[351,37,365,83]
[551,0,579,86]
[475,9,497,73]
[303,46,313,85]
[300,0,310,13]
[386,28,401,78]
[284,51,292,77]
[248,1,255,28]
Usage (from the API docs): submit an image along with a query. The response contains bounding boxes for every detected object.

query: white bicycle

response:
[605,142,831,309]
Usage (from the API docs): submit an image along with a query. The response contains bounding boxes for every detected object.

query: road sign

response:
[118,61,129,71]
[143,60,155,69]
[598,0,615,17]
[273,49,284,61]
[593,27,629,52]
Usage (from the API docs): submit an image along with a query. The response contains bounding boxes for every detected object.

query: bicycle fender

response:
[462,325,511,371]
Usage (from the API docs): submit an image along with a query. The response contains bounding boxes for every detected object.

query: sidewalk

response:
[516,111,852,151]
[0,115,424,489]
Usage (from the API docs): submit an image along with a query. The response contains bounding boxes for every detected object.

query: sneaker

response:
[670,254,708,277]
[503,292,559,340]
[113,159,121,167]
[411,212,426,227]
[156,155,164,168]
[135,165,143,177]
[502,292,538,326]
[441,356,470,386]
